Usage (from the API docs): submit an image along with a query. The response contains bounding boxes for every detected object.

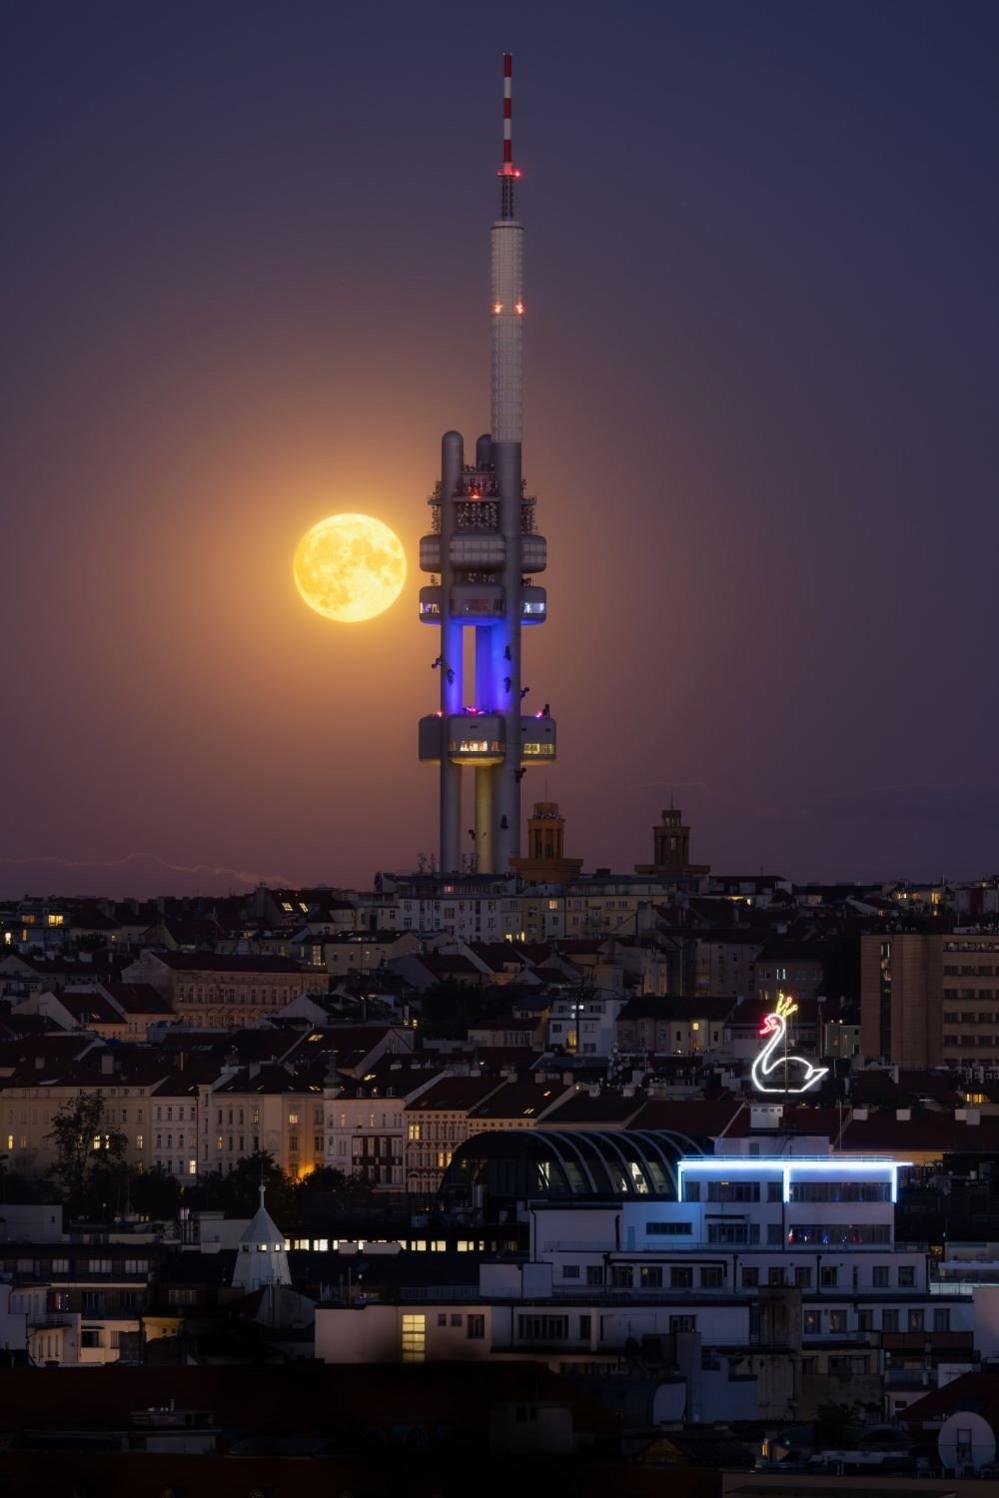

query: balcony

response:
[419,714,556,768]
[522,585,547,623]
[451,583,504,620]
[418,584,547,625]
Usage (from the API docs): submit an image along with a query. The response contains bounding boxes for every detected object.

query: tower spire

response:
[417,53,556,874]
[499,51,518,220]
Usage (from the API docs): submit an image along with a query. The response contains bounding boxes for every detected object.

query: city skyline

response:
[4,2,998,895]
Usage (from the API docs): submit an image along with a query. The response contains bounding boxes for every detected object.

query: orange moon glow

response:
[293,513,406,624]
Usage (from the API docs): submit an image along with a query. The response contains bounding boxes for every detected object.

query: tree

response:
[294,1165,374,1231]
[47,1093,127,1212]
[813,1401,865,1449]
[419,981,493,1039]
[194,1151,295,1223]
[0,1156,54,1205]
[129,1164,182,1220]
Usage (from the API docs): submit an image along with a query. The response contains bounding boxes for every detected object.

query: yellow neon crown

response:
[775,993,798,1020]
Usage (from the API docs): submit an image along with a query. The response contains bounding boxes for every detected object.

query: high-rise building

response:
[418,54,555,875]
[860,930,999,1066]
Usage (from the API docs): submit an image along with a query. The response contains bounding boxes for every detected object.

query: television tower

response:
[418,53,555,874]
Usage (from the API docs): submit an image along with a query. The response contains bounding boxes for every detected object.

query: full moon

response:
[293,513,407,624]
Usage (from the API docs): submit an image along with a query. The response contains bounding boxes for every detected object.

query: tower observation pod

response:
[418,53,556,875]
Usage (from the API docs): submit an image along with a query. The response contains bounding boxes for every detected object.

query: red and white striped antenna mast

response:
[498,51,520,220]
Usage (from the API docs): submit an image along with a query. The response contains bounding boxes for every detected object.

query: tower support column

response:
[475,767,494,874]
[493,437,522,871]
[439,431,464,872]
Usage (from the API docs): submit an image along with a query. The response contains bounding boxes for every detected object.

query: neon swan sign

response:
[751,994,829,1095]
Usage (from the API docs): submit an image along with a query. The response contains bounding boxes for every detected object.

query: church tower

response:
[635,805,710,877]
[510,801,583,884]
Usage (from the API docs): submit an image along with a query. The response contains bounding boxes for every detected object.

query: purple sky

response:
[3,1,998,896]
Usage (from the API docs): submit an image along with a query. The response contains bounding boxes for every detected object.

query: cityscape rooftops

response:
[145,953,307,973]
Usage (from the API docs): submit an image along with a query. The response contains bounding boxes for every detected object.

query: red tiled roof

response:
[468,1080,568,1120]
[542,1091,645,1125]
[899,1369,999,1428]
[404,1075,500,1112]
[149,953,306,974]
[101,983,175,1015]
[56,992,123,1025]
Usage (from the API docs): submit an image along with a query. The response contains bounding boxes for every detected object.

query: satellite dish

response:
[937,1411,996,1471]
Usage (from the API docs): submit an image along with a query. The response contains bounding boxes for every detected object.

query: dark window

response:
[707,1222,760,1246]
[706,1181,760,1202]
[789,1181,891,1203]
[517,1314,567,1341]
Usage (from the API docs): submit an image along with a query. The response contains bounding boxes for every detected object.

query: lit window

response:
[401,1313,426,1363]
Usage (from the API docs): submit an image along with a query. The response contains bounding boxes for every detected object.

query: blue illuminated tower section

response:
[417,53,555,873]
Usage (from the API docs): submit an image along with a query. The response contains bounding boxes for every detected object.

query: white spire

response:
[231,1186,292,1293]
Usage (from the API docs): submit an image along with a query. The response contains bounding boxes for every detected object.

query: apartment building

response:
[201,1066,325,1179]
[324,1058,444,1189]
[123,952,318,1028]
[615,996,733,1056]
[753,940,826,1007]
[403,1076,505,1197]
[861,931,999,1067]
[0,1049,181,1177]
